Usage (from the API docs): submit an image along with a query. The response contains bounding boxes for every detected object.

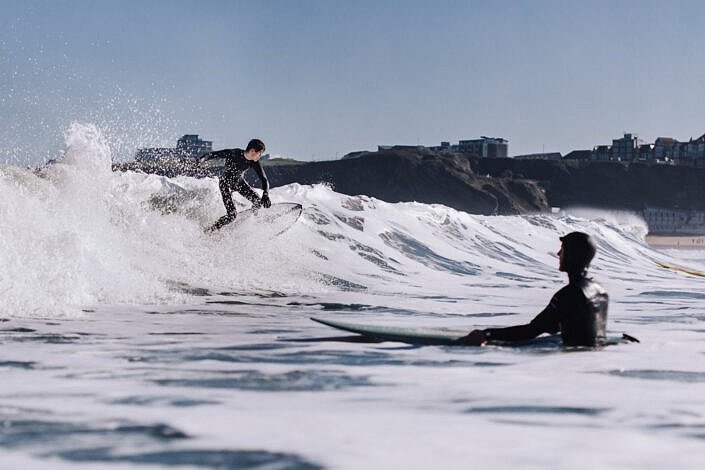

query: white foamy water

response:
[2,124,705,469]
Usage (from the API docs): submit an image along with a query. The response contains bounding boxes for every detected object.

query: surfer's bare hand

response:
[460,329,487,346]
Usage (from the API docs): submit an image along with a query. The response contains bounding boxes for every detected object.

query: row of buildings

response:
[516,132,705,167]
[374,136,509,159]
[579,132,705,167]
[375,132,705,168]
[433,136,509,158]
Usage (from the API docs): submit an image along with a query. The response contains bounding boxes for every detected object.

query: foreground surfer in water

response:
[461,231,608,347]
[198,138,271,231]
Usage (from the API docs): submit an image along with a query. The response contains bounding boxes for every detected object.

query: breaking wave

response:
[0,123,684,317]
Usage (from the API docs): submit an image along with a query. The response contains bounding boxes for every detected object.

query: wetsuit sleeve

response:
[208,149,234,160]
[253,161,269,193]
[483,290,567,342]
[200,149,232,162]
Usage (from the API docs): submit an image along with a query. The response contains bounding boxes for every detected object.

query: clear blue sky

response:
[2,0,705,165]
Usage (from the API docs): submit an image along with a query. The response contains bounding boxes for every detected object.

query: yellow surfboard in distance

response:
[654,261,705,278]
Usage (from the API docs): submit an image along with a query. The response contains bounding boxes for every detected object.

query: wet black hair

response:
[246,139,265,153]
[559,231,596,273]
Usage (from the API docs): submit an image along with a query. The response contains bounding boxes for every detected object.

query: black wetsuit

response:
[484,271,608,347]
[206,148,269,230]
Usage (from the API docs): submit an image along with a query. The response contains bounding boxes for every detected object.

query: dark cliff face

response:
[114,148,705,214]
[471,157,705,211]
[250,148,549,215]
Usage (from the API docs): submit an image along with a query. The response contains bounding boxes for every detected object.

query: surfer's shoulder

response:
[564,276,607,300]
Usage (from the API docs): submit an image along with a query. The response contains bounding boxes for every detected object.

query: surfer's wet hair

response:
[560,231,596,272]
[246,139,265,153]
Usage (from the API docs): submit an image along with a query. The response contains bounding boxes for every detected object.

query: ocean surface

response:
[3,124,705,469]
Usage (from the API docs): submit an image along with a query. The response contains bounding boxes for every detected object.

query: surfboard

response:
[654,260,705,278]
[311,317,469,345]
[311,317,638,347]
[207,202,302,235]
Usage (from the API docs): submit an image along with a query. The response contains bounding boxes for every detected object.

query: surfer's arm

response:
[472,293,565,343]
[199,149,231,164]
[481,322,547,342]
[253,162,270,193]
[461,319,551,345]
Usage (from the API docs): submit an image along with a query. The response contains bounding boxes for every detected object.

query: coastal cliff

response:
[470,157,705,212]
[114,148,705,215]
[254,149,549,215]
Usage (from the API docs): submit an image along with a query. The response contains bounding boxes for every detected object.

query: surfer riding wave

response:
[198,138,271,231]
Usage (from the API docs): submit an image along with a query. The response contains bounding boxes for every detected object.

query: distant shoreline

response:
[645,235,705,250]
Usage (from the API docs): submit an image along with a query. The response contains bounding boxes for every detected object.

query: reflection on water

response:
[608,370,705,383]
[465,406,608,416]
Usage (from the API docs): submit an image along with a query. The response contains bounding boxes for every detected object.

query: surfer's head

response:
[245,139,266,161]
[558,231,596,274]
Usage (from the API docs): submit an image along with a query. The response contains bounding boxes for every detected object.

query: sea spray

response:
[0,124,321,317]
[0,124,172,317]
